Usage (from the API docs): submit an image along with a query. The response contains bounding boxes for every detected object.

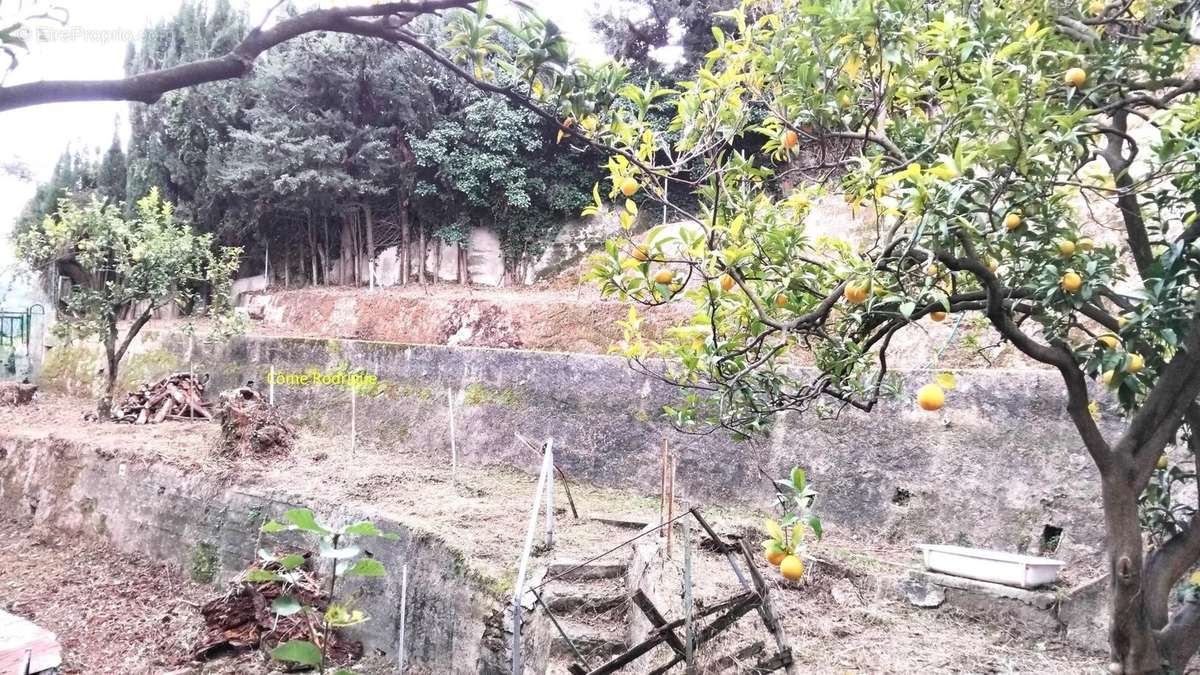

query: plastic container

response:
[917,544,1065,589]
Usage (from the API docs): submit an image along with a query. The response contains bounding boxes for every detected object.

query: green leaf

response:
[278,553,306,571]
[271,640,322,667]
[246,569,283,583]
[271,595,302,617]
[807,514,824,541]
[320,540,362,559]
[261,520,288,533]
[341,558,387,578]
[763,518,785,543]
[790,467,806,493]
[282,508,330,535]
[342,521,398,539]
[899,301,915,319]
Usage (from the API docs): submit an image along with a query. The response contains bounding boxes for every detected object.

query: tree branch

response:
[0,1,474,112]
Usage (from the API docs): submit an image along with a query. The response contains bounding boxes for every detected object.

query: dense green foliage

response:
[19,2,602,285]
[17,188,240,414]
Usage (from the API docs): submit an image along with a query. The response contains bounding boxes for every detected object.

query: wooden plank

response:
[0,610,62,674]
[631,590,687,657]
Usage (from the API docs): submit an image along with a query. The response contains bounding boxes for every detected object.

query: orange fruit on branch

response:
[1065,67,1087,88]
[779,555,805,580]
[653,269,675,285]
[766,548,788,566]
[631,245,649,262]
[720,273,735,292]
[1126,353,1144,373]
[844,283,869,304]
[620,177,639,197]
[1004,213,1022,231]
[1061,270,1083,294]
[774,293,789,307]
[1057,239,1076,257]
[1096,334,1120,349]
[930,310,947,322]
[783,129,799,149]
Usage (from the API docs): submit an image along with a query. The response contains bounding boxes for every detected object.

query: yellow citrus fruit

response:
[1158,454,1169,470]
[925,263,940,277]
[1065,67,1087,88]
[632,245,649,262]
[720,274,735,292]
[1117,314,1130,328]
[840,94,852,107]
[1077,237,1095,251]
[986,257,1000,273]
[1058,240,1076,257]
[1089,0,1106,15]
[783,130,799,149]
[1061,271,1083,293]
[766,549,788,566]
[930,311,947,322]
[1004,213,1022,231]
[917,383,945,411]
[844,284,869,304]
[620,176,639,197]
[1096,334,1120,349]
[653,269,674,284]
[1126,353,1144,373]
[780,555,805,580]
[1102,370,1116,386]
[775,294,789,307]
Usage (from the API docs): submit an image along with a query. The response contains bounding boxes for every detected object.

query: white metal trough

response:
[918,544,1065,589]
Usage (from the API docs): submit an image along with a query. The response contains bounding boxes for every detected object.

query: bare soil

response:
[1,394,1103,673]
[156,282,1044,369]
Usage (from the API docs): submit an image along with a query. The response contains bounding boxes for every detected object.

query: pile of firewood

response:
[113,372,212,424]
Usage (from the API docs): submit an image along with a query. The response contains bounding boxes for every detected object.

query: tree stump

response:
[215,387,295,457]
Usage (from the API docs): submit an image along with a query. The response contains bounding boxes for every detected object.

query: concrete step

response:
[543,577,627,616]
[547,560,627,581]
[549,616,628,662]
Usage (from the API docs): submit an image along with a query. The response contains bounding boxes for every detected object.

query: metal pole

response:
[684,518,695,673]
[269,363,275,406]
[512,444,553,674]
[447,386,458,474]
[350,386,357,454]
[398,563,408,672]
[544,439,555,548]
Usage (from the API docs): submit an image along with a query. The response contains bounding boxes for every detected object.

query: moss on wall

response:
[462,382,526,408]
[39,343,100,393]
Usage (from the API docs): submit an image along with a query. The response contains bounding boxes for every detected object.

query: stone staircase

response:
[541,559,632,673]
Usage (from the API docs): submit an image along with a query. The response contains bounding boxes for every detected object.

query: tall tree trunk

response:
[1105,472,1163,673]
[284,241,290,288]
[99,315,118,419]
[322,213,331,286]
[434,238,442,284]
[418,227,427,285]
[307,213,319,285]
[399,200,410,286]
[364,204,375,288]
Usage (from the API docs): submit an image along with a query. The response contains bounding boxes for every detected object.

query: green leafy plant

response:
[257,508,398,674]
[762,467,822,581]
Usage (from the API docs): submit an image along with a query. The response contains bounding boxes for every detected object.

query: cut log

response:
[113,372,212,424]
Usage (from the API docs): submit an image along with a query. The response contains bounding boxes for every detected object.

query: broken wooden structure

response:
[530,508,797,675]
[113,372,211,423]
[0,609,62,675]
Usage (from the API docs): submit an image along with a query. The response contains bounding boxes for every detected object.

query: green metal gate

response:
[0,305,44,379]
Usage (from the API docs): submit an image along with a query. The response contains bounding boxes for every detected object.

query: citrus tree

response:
[18,189,241,418]
[443,0,1200,670]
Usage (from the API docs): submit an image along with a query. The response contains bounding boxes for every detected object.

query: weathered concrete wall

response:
[0,435,528,674]
[121,331,1117,566]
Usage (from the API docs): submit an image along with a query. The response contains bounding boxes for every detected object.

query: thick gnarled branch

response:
[0,1,474,112]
